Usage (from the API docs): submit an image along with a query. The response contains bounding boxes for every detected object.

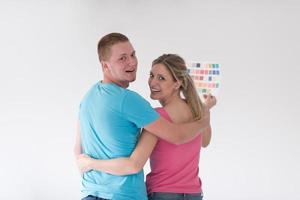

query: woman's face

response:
[148,63,180,102]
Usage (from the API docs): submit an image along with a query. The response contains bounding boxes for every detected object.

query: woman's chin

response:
[150,93,160,100]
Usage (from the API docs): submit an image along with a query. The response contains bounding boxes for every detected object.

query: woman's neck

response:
[159,93,183,107]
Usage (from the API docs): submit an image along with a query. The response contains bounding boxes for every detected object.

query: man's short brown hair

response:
[97,33,129,61]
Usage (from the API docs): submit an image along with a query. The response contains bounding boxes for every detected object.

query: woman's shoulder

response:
[166,102,193,123]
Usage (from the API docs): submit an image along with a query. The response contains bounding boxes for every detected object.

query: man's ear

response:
[101,61,109,72]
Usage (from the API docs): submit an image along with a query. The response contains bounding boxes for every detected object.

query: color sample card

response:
[187,62,221,97]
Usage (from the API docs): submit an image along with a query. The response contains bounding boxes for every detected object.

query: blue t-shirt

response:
[79,82,160,200]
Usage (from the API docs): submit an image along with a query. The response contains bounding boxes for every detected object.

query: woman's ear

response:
[174,80,182,90]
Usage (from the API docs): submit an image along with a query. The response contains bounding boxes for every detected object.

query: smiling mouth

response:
[151,88,160,92]
[125,70,135,73]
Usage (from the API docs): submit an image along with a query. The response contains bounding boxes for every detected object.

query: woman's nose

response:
[149,77,157,86]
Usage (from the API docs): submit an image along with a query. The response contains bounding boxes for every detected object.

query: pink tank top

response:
[146,107,203,194]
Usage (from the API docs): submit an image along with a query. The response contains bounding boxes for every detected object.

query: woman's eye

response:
[158,76,165,80]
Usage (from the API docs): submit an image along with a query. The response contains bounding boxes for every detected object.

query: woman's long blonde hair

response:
[152,54,205,120]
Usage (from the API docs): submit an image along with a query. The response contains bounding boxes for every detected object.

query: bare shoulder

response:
[164,100,193,123]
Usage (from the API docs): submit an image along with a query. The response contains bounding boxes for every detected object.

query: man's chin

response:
[129,77,136,82]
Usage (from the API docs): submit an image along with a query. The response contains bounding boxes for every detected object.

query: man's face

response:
[103,41,138,88]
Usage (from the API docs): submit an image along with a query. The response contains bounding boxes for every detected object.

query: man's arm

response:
[77,130,157,175]
[144,115,209,145]
[144,94,216,145]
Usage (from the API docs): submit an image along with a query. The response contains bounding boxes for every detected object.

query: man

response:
[74,33,215,200]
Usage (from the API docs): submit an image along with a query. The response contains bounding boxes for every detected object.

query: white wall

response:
[1,0,299,199]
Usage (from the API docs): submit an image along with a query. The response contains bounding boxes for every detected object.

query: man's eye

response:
[120,56,126,61]
[149,74,154,78]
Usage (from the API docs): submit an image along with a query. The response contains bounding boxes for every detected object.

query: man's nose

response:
[128,56,137,66]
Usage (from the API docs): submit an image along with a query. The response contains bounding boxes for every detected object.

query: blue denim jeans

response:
[148,192,203,200]
[82,195,110,200]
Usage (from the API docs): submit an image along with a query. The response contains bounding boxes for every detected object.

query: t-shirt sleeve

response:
[122,91,160,128]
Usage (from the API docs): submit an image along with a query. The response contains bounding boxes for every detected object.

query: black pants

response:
[82,195,110,200]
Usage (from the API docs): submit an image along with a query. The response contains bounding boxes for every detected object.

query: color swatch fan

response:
[187,62,221,98]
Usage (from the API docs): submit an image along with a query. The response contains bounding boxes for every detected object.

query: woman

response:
[77,54,216,200]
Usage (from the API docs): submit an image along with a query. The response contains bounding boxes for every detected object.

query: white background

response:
[0,0,299,199]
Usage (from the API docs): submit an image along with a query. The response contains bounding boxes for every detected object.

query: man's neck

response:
[102,77,129,88]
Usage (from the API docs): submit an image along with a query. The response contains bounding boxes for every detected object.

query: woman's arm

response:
[74,121,82,156]
[201,94,214,147]
[202,124,212,148]
[77,130,158,175]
